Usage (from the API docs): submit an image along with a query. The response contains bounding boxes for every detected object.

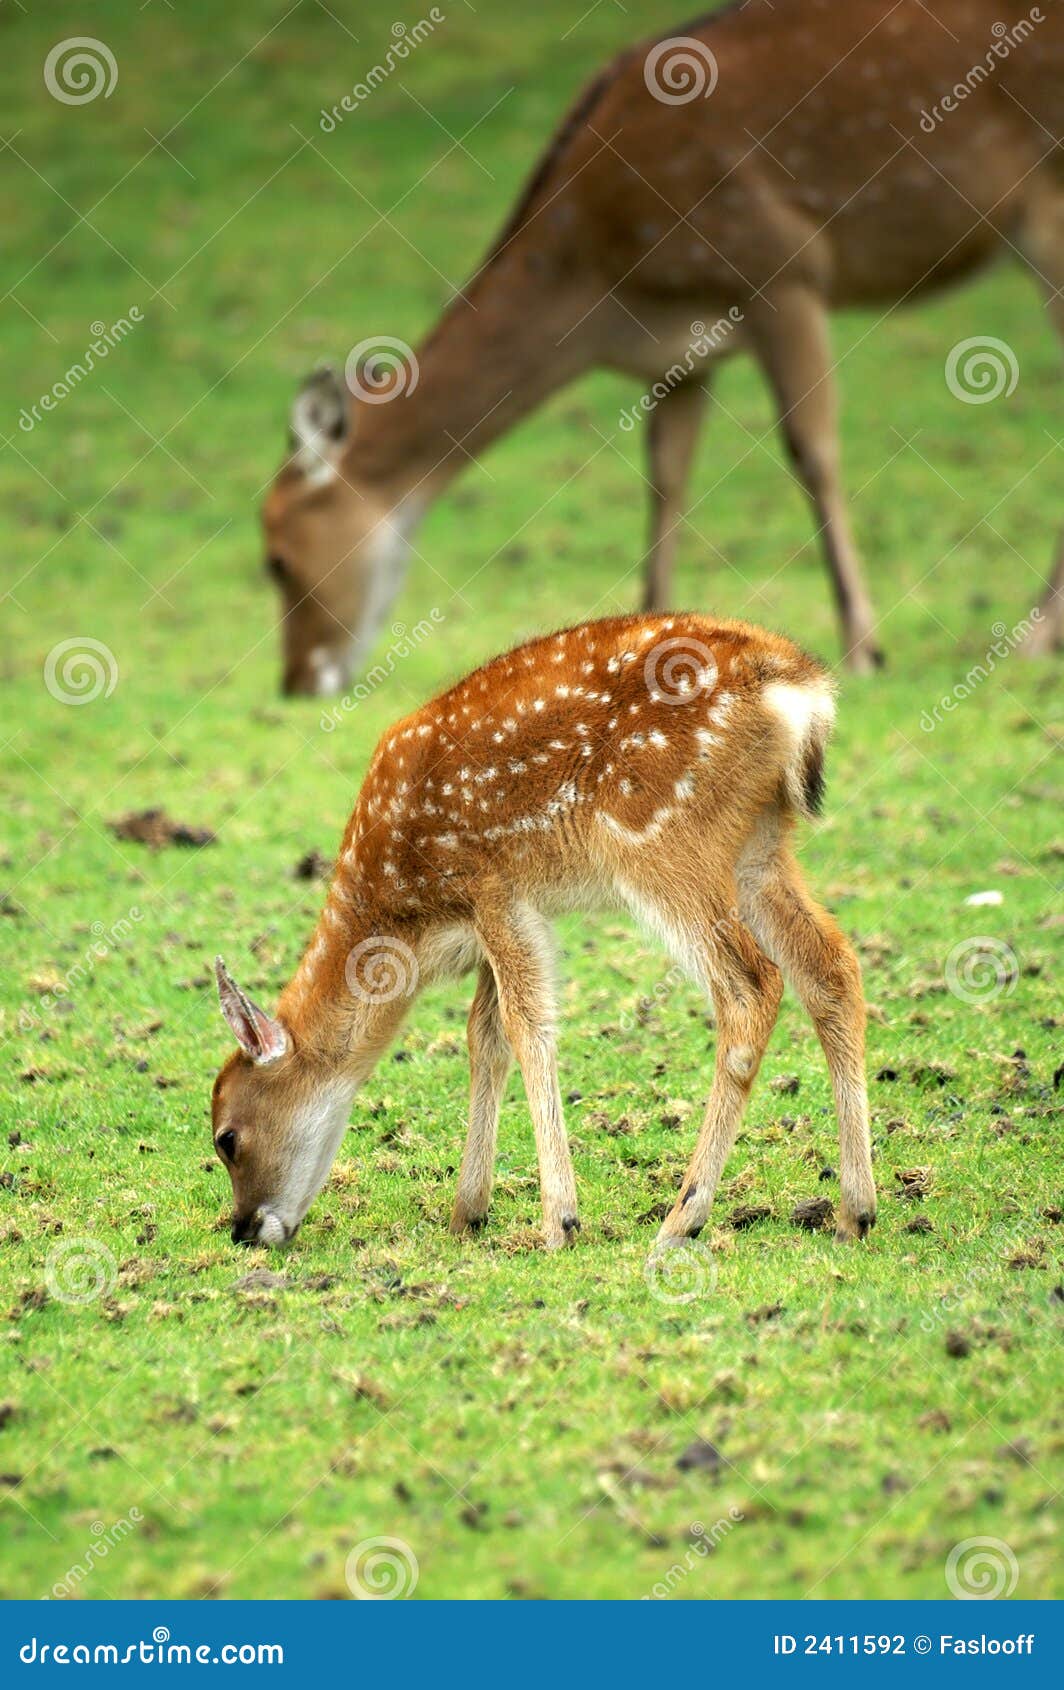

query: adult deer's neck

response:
[345,226,599,507]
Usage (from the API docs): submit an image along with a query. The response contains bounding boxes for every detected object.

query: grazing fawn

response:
[211,614,876,1250]
[264,0,1064,693]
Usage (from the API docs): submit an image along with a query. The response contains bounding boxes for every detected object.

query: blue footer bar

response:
[1,1601,1058,1682]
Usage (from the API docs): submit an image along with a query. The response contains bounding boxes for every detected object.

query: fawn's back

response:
[337,615,832,923]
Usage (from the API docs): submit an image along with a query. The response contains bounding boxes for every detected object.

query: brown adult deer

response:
[211,612,876,1252]
[263,0,1064,694]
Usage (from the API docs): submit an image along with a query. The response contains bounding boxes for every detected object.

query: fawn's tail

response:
[761,677,837,820]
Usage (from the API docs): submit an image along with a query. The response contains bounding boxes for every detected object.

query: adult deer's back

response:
[263,0,1064,691]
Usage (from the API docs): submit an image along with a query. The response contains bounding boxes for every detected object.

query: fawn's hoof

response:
[835,1208,876,1243]
[543,1213,581,1250]
[449,1206,488,1236]
[654,1184,709,1247]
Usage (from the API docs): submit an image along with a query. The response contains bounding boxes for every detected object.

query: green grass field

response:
[1,0,1061,1601]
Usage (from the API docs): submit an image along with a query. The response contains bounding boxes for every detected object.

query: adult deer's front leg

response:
[642,380,709,611]
[1017,195,1064,655]
[450,961,511,1234]
[475,903,578,1249]
[748,289,883,674]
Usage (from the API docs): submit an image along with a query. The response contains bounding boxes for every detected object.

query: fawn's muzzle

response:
[230,1208,298,1246]
[230,1212,262,1246]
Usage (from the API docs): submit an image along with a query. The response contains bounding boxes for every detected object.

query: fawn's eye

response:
[265,555,288,584]
[216,1129,237,1164]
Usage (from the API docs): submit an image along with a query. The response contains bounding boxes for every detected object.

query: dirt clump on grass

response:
[293,849,332,880]
[110,809,215,849]
[790,1196,834,1231]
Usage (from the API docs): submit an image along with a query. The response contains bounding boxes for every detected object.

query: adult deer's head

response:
[210,958,355,1244]
[262,367,413,697]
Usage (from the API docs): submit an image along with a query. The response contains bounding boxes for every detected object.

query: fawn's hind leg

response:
[738,818,876,1241]
[650,898,783,1246]
[450,961,512,1234]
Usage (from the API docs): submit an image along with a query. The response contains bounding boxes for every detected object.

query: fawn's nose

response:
[230,1211,260,1245]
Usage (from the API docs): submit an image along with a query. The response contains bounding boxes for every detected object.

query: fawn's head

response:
[211,958,353,1245]
[263,367,407,698]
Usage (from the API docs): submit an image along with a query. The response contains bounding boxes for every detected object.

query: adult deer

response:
[211,613,876,1251]
[264,0,1064,693]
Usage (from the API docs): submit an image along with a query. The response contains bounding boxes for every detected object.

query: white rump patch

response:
[762,681,836,747]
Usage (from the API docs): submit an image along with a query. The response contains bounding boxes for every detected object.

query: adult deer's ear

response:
[215,957,289,1066]
[289,366,348,478]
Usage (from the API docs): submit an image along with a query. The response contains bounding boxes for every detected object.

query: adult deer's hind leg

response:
[642,379,709,611]
[652,898,783,1245]
[450,960,512,1234]
[747,288,884,674]
[1017,189,1064,655]
[738,818,876,1241]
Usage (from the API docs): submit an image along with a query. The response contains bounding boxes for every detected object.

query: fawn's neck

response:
[277,873,411,1080]
[344,223,600,508]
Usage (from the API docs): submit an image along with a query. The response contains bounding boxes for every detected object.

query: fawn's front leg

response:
[475,902,579,1249]
[450,961,512,1234]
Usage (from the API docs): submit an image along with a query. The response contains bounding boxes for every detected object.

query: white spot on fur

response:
[596,806,674,847]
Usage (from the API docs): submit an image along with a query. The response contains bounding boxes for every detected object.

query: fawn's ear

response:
[215,957,289,1066]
